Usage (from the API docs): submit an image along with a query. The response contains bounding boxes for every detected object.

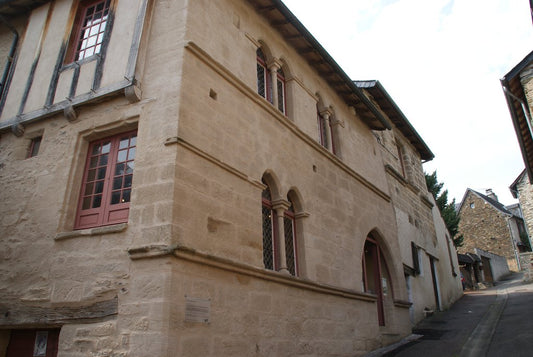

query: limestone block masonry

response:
[0,0,461,356]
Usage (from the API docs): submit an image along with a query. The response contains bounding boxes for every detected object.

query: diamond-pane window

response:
[277,68,286,114]
[284,204,297,276]
[262,186,275,271]
[256,48,271,103]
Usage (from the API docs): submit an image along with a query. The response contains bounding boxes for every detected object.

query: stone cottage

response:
[457,188,529,272]
[0,0,461,356]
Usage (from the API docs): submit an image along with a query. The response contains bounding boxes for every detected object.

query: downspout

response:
[0,14,19,102]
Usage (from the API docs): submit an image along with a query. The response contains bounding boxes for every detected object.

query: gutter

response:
[0,14,18,102]
[269,0,391,130]
[501,80,533,183]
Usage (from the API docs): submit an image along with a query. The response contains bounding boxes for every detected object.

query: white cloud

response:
[283,0,533,204]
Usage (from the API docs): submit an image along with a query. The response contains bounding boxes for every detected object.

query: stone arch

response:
[261,170,281,200]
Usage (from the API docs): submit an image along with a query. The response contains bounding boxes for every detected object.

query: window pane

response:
[122,189,131,203]
[101,142,111,154]
[117,150,127,163]
[85,47,95,57]
[257,64,266,98]
[87,169,96,182]
[92,194,102,208]
[277,80,285,112]
[111,191,121,205]
[82,197,92,210]
[284,215,296,275]
[84,182,94,196]
[128,147,136,160]
[113,177,123,190]
[89,156,99,168]
[97,167,107,180]
[92,144,101,155]
[115,163,125,175]
[262,205,274,270]
[124,175,132,188]
[130,136,137,146]
[98,154,108,166]
[95,180,104,194]
[125,162,134,174]
[119,138,129,149]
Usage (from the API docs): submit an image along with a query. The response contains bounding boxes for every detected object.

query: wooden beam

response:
[0,296,118,327]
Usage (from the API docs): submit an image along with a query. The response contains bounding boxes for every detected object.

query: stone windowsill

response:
[55,223,128,241]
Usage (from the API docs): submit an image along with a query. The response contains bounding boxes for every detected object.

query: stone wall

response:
[458,191,519,271]
[515,173,533,244]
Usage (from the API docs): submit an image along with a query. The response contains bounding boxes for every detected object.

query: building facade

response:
[0,1,461,356]
[457,189,529,272]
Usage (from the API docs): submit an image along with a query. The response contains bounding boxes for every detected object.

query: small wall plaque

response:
[185,296,211,323]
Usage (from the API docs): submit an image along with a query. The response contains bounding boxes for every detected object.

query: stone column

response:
[320,109,333,152]
[272,198,290,274]
[268,59,282,109]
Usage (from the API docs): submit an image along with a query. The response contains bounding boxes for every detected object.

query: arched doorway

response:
[362,236,393,326]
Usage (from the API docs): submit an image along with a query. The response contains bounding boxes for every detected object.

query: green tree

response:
[425,171,464,247]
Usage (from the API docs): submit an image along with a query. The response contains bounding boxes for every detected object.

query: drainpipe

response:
[0,14,19,101]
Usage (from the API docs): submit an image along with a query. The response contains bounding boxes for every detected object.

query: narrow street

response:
[369,273,533,357]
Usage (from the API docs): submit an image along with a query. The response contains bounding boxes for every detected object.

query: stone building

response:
[502,52,533,278]
[0,1,461,356]
[457,188,529,272]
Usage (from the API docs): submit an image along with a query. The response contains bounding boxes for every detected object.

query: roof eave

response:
[251,0,391,130]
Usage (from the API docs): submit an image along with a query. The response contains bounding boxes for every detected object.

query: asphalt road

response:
[368,273,533,357]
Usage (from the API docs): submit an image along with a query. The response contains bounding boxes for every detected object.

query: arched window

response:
[262,184,276,270]
[277,67,286,114]
[317,109,328,149]
[261,181,300,276]
[317,107,336,154]
[362,236,393,326]
[284,198,297,275]
[256,48,271,103]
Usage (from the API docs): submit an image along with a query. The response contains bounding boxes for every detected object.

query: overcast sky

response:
[282,0,533,205]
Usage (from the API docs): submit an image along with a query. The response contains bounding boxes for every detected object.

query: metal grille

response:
[262,204,274,270]
[284,214,296,275]
[318,113,328,148]
[277,78,285,113]
[257,63,266,98]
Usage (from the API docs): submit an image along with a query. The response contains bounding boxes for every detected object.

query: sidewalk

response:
[367,272,533,357]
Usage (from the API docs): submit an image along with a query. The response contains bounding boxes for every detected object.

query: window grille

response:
[73,0,111,61]
[284,205,296,276]
[262,187,275,270]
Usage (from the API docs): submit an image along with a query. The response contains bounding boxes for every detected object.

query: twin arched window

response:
[261,183,298,276]
[256,48,286,115]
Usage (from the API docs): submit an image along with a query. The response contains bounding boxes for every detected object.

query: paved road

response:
[369,273,533,357]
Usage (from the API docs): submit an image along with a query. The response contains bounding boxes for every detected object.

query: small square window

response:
[27,136,42,158]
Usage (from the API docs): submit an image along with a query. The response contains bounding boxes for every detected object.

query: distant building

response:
[457,189,530,271]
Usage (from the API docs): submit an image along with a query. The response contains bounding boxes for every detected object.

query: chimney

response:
[486,189,498,202]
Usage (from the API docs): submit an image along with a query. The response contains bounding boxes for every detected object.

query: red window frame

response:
[75,130,136,229]
[257,48,272,103]
[65,0,111,64]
